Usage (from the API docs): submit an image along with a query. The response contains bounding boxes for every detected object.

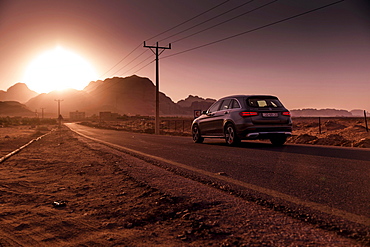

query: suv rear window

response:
[247,97,282,108]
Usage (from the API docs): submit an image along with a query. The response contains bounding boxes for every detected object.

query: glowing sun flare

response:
[24,47,97,93]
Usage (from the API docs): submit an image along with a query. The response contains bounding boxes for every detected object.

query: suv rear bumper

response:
[245,131,292,139]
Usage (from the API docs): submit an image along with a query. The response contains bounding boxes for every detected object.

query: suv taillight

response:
[282,111,291,116]
[239,112,258,117]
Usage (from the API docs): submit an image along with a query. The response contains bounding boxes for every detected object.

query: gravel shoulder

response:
[0,127,364,246]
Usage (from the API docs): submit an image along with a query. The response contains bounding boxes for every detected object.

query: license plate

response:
[262,112,278,117]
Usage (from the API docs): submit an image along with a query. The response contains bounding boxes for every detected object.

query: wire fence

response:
[79,115,370,138]
[80,117,194,135]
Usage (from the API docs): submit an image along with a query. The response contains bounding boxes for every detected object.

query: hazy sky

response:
[0,0,369,111]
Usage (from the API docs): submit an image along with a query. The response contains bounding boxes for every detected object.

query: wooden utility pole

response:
[143,41,171,135]
[55,99,63,128]
[40,108,45,119]
[365,110,368,132]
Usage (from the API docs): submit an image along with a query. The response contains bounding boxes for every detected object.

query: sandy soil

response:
[288,118,370,148]
[0,126,51,157]
[0,126,366,246]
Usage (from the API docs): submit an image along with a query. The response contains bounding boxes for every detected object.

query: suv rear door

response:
[246,96,290,124]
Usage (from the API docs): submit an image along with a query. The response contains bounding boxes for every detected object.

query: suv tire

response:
[270,135,287,146]
[192,125,204,143]
[225,124,240,146]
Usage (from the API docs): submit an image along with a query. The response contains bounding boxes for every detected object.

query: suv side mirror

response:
[202,111,207,115]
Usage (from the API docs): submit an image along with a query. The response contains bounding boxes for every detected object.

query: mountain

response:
[0,83,38,103]
[87,75,184,115]
[0,101,34,117]
[25,75,186,116]
[177,95,215,115]
[83,80,104,93]
[5,77,368,118]
[177,95,215,108]
[26,89,95,117]
[350,109,369,117]
[291,108,353,117]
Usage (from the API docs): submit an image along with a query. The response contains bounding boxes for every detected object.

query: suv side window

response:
[230,99,241,109]
[207,100,222,113]
[220,99,232,110]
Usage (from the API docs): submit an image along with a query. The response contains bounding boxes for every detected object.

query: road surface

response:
[66,123,370,228]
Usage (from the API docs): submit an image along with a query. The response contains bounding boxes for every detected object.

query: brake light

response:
[282,111,291,116]
[239,111,258,117]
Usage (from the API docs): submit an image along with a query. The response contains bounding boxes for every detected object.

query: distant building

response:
[70,111,86,121]
[99,111,119,121]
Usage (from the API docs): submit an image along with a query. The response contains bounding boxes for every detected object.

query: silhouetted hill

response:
[0,83,38,103]
[20,75,367,118]
[177,95,216,114]
[177,95,215,107]
[87,75,183,115]
[83,80,104,93]
[291,108,353,117]
[0,101,34,117]
[26,89,94,117]
[350,109,369,117]
[25,75,186,116]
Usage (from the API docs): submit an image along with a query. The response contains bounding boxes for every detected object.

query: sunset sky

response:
[0,0,369,112]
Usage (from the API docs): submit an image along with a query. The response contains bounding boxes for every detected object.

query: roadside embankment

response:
[0,127,363,246]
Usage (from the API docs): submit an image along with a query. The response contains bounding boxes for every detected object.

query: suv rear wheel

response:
[225,124,240,146]
[270,135,287,146]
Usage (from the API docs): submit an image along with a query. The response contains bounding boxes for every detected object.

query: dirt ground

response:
[288,118,370,148]
[0,125,367,246]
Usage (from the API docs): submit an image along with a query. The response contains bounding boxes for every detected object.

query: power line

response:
[163,0,345,59]
[102,0,231,79]
[120,54,154,75]
[171,0,278,44]
[145,0,231,42]
[132,59,156,75]
[110,49,149,76]
[158,0,255,43]
[99,43,142,78]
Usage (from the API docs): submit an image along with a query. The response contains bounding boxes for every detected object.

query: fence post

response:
[365,110,369,132]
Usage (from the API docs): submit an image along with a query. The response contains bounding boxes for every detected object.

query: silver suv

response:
[191,95,292,146]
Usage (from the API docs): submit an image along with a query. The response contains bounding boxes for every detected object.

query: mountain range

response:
[0,75,368,118]
[1,75,215,117]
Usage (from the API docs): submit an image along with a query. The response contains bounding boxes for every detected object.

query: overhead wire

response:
[119,54,154,75]
[61,2,237,105]
[170,0,278,44]
[63,0,344,110]
[110,49,149,76]
[99,43,142,78]
[157,0,255,43]
[132,59,156,75]
[130,0,274,75]
[102,0,345,81]
[162,0,345,60]
[145,0,231,42]
[100,0,232,80]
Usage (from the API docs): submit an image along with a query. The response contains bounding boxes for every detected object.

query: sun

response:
[23,47,97,93]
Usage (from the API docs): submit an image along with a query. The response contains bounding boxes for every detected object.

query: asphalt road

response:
[66,123,370,227]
